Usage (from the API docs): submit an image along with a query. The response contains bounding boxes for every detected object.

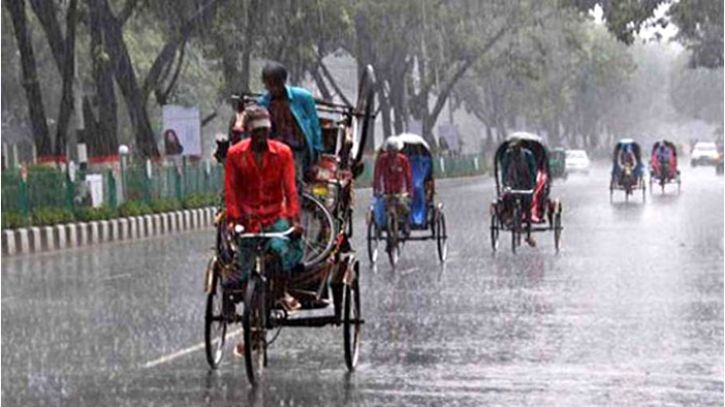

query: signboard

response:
[162,105,202,157]
[86,174,104,208]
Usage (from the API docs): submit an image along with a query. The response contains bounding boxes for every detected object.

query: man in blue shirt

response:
[258,62,323,182]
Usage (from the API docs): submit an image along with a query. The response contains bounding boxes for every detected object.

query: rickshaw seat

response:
[409,155,432,227]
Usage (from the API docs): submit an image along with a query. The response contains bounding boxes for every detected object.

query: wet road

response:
[3,164,723,406]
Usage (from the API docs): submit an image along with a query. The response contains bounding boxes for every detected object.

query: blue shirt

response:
[258,86,323,163]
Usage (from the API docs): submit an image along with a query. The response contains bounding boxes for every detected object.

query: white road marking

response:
[101,272,132,281]
[142,328,243,369]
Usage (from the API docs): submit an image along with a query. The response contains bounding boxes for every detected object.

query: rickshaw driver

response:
[655,143,673,179]
[373,137,414,236]
[258,62,323,185]
[224,106,305,316]
[501,139,537,247]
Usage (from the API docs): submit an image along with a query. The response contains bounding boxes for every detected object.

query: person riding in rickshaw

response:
[373,137,414,237]
[651,140,677,181]
[501,138,537,246]
[610,139,646,202]
[257,62,323,183]
[490,132,562,253]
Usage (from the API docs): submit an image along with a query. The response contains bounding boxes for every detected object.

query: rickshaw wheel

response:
[343,260,361,370]
[511,204,521,254]
[553,209,562,253]
[386,208,400,268]
[436,210,448,262]
[242,276,266,386]
[204,259,227,369]
[490,212,500,252]
[366,213,379,264]
[641,180,646,203]
[301,193,336,269]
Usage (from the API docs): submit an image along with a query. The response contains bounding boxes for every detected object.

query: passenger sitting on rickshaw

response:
[654,143,674,179]
[501,139,537,247]
[224,106,304,313]
[615,145,640,183]
[373,137,414,235]
[258,62,323,184]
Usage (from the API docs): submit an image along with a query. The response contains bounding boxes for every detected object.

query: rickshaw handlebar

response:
[235,226,297,240]
[503,188,534,196]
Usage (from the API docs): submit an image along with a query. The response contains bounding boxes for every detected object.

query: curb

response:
[1,207,217,256]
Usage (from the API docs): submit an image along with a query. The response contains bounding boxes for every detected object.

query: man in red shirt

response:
[224,106,303,309]
[373,137,414,234]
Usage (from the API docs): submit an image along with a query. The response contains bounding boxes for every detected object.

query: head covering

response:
[244,106,271,131]
[385,136,402,152]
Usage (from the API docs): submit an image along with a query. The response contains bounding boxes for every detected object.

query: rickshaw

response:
[649,140,680,194]
[203,66,376,385]
[366,133,448,268]
[610,139,646,203]
[489,132,563,253]
[549,147,567,180]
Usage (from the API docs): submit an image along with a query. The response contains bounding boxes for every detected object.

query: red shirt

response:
[373,151,413,194]
[224,139,299,232]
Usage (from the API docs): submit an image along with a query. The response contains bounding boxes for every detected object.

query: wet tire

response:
[366,217,379,264]
[436,211,448,262]
[553,212,562,253]
[511,204,521,254]
[242,276,266,386]
[386,209,399,269]
[204,262,227,369]
[343,261,361,370]
[490,213,500,252]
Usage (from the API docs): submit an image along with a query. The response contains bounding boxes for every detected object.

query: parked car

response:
[565,149,590,174]
[690,141,719,167]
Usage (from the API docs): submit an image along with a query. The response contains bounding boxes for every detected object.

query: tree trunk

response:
[54,0,79,159]
[5,0,53,158]
[88,0,118,158]
[97,0,158,157]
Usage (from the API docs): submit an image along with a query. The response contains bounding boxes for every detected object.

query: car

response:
[690,141,719,167]
[565,149,590,174]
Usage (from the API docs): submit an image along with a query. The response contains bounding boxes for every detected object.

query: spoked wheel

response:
[490,212,500,252]
[386,209,400,268]
[642,180,646,203]
[242,275,266,386]
[435,210,448,262]
[204,258,227,369]
[366,210,379,264]
[301,192,336,268]
[343,260,361,370]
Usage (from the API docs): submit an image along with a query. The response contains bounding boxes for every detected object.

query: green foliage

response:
[31,207,74,226]
[149,198,181,213]
[117,200,153,217]
[74,206,116,222]
[2,211,30,230]
[182,193,217,209]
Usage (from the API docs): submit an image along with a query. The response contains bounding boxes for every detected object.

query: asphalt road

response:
[2,164,723,406]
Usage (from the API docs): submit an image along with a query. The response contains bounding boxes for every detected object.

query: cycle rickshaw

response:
[203,66,376,385]
[610,139,646,203]
[649,140,680,194]
[489,132,563,253]
[366,133,448,268]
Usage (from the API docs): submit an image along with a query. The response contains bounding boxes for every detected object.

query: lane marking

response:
[101,272,132,282]
[142,328,243,369]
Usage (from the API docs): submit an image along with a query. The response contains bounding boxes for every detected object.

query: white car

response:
[565,149,590,174]
[690,141,719,167]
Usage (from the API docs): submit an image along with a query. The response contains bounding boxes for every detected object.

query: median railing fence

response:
[1,154,486,229]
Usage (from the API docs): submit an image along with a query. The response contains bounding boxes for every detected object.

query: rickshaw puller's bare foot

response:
[526,237,537,247]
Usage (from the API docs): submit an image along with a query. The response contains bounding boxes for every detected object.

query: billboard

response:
[162,105,201,157]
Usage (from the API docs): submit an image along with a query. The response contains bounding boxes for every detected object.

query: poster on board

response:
[162,105,201,157]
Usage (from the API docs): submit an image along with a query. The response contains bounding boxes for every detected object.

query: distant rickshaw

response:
[610,139,646,203]
[366,133,448,268]
[649,140,680,194]
[489,132,563,253]
[549,147,567,179]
